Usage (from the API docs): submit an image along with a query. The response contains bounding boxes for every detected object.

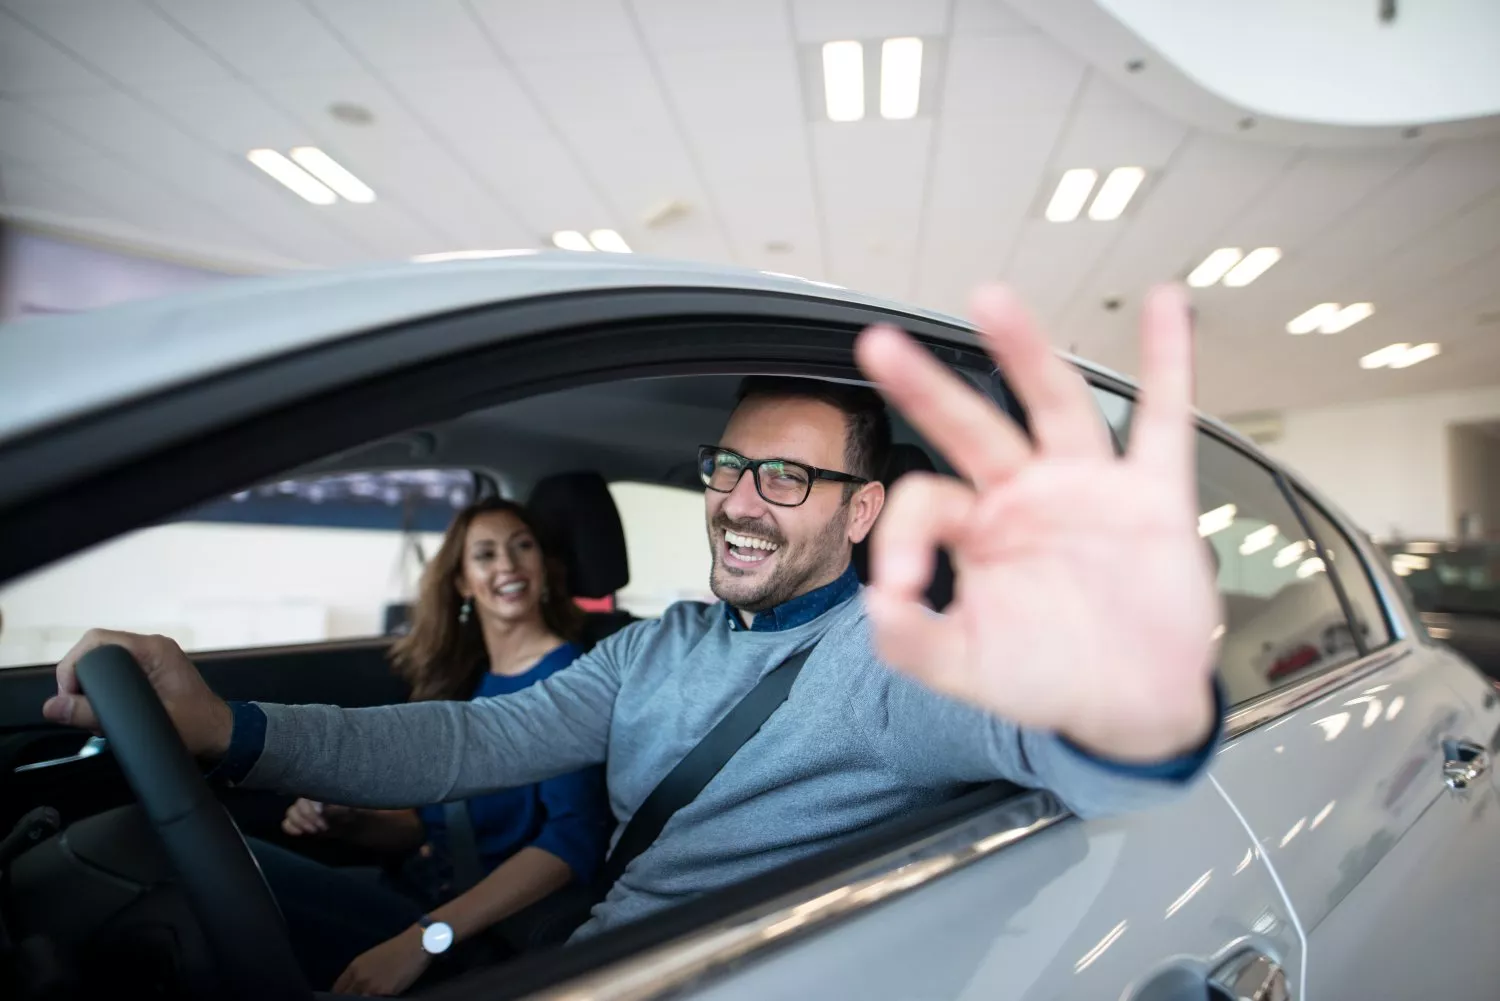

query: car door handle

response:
[1209,950,1290,1001]
[1443,739,1491,791]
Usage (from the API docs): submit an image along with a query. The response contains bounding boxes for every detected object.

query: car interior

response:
[0,370,1001,1000]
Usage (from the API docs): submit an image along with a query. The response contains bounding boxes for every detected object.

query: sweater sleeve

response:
[870,668,1223,819]
[238,624,646,808]
[529,765,613,885]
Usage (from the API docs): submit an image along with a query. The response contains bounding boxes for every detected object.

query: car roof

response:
[0,253,975,446]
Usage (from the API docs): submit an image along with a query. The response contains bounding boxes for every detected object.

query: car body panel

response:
[667,779,1298,1001]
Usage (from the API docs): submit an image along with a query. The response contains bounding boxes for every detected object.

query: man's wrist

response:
[1063,681,1217,764]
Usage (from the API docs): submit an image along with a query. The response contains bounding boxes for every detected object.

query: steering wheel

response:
[75,645,311,1001]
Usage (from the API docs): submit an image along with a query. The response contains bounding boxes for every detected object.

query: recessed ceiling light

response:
[880,37,923,120]
[1088,166,1145,221]
[822,40,865,122]
[1388,342,1440,369]
[1222,247,1282,287]
[552,230,594,252]
[1319,302,1374,334]
[289,147,375,203]
[1046,168,1098,222]
[1359,343,1412,369]
[1286,302,1341,335]
[411,249,538,263]
[588,229,631,253]
[247,149,336,205]
[1187,248,1243,288]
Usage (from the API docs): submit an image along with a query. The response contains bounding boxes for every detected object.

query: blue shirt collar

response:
[725,562,860,632]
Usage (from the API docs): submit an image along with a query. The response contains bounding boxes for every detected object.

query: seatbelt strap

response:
[443,799,484,894]
[597,645,815,896]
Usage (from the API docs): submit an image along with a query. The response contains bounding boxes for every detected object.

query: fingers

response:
[864,588,971,690]
[41,693,100,732]
[48,627,141,731]
[1128,284,1196,479]
[282,799,329,836]
[854,324,1032,486]
[868,474,977,602]
[968,285,1113,460]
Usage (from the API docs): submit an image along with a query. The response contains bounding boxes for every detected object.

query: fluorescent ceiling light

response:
[1388,341,1439,368]
[1197,503,1237,537]
[1088,166,1145,221]
[588,229,631,253]
[1286,302,1340,335]
[552,230,594,252]
[1320,302,1374,334]
[411,249,538,263]
[1358,341,1443,370]
[1046,168,1098,222]
[1297,556,1327,578]
[1273,540,1307,568]
[1222,247,1282,287]
[1187,248,1243,288]
[1239,524,1280,556]
[880,37,923,120]
[822,41,865,122]
[288,147,375,203]
[247,149,336,205]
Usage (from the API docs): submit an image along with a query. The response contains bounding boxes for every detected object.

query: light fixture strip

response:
[1286,303,1340,335]
[552,230,595,252]
[288,147,375,203]
[879,37,923,120]
[1319,302,1374,334]
[1186,248,1243,288]
[588,229,631,253]
[1046,168,1098,223]
[1087,166,1145,221]
[1222,247,1282,287]
[247,149,336,205]
[822,40,865,122]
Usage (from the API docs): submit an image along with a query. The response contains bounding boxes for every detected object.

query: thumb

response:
[42,694,102,733]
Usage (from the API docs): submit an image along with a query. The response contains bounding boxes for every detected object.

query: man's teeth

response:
[498,581,527,595]
[725,530,779,552]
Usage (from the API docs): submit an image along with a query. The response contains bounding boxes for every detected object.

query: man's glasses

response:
[698,446,869,508]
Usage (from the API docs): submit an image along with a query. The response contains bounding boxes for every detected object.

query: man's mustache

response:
[713,516,785,548]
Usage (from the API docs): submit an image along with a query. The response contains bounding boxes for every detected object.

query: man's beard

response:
[708,505,851,613]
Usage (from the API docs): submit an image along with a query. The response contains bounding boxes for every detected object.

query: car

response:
[2,254,1499,1001]
[1382,540,1500,682]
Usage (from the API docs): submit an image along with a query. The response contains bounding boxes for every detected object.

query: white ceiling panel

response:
[386,65,554,140]
[1364,189,1500,302]
[470,0,638,59]
[942,34,1084,120]
[7,0,230,87]
[653,46,804,135]
[790,0,951,42]
[152,0,363,80]
[631,0,792,50]
[1222,146,1425,251]
[0,97,107,165]
[259,71,435,143]
[439,133,613,238]
[952,0,1037,36]
[813,119,932,297]
[1002,219,1121,324]
[509,51,675,132]
[0,9,109,95]
[0,163,118,219]
[1296,140,1500,280]
[914,114,1066,313]
[692,127,823,273]
[310,0,497,70]
[1050,76,1186,169]
[140,81,319,154]
[345,141,532,250]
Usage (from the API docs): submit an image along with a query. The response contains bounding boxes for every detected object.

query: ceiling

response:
[1,0,1498,418]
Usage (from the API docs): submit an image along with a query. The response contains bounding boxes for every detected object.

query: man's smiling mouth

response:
[724,529,781,564]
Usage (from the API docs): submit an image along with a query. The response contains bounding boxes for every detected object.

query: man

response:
[44,285,1220,968]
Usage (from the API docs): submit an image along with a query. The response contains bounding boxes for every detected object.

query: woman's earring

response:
[541,583,551,603]
[458,597,473,624]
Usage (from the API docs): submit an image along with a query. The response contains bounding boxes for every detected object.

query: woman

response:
[252,498,611,996]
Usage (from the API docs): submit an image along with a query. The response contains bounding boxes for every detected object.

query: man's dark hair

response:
[734,376,892,488]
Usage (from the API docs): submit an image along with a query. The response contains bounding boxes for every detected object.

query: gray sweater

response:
[246,592,1202,937]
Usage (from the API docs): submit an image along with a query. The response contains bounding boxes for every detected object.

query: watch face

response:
[421,921,454,955]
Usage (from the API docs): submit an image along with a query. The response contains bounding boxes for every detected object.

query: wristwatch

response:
[416,915,454,956]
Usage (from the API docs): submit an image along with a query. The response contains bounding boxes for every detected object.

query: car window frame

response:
[1083,376,1415,735]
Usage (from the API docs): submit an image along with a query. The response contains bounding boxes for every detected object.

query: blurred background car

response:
[1384,540,1500,680]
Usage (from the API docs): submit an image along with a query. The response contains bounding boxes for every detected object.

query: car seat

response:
[525,472,638,649]
[851,443,955,611]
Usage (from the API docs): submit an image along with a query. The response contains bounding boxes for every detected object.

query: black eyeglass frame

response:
[697,445,869,508]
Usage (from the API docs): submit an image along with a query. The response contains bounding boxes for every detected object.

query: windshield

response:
[1383,543,1500,618]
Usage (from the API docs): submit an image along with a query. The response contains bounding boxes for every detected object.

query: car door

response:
[1199,449,1500,1000]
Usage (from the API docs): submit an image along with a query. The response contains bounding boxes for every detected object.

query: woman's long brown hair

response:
[390,498,583,702]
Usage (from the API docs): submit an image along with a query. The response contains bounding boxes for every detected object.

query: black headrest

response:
[851,443,954,611]
[526,472,630,600]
